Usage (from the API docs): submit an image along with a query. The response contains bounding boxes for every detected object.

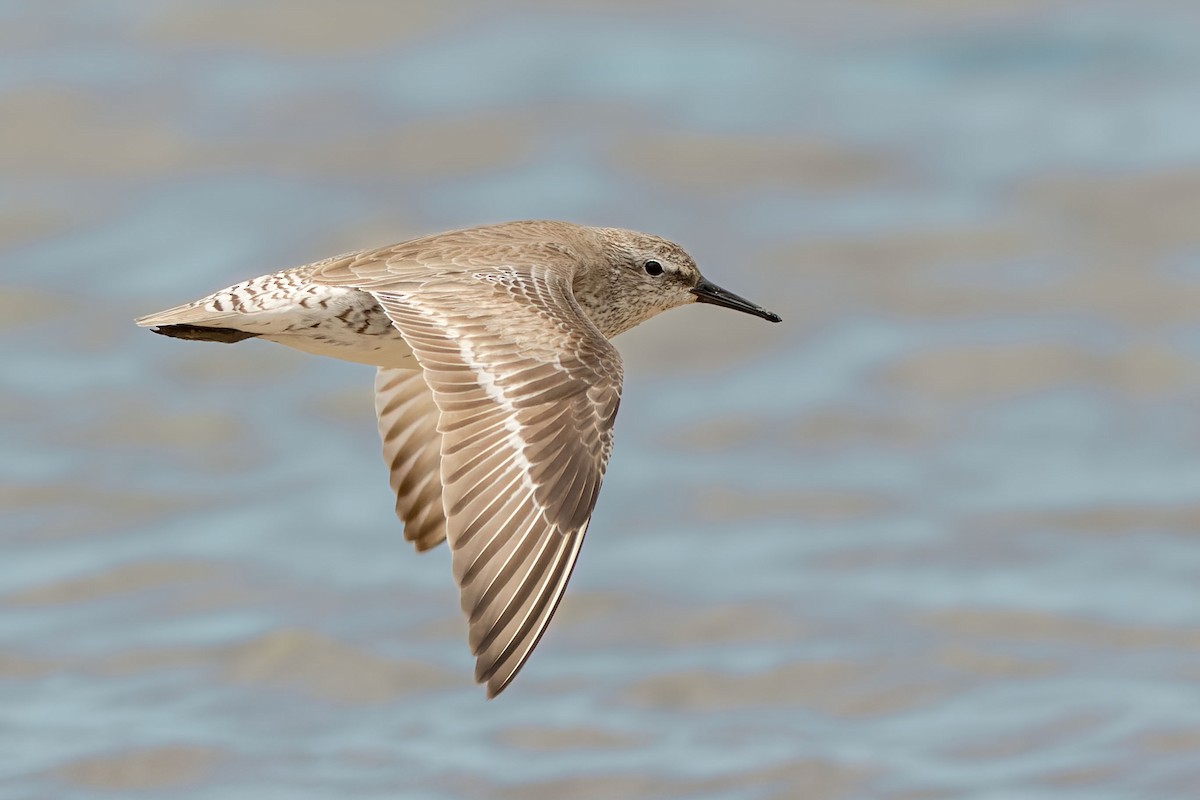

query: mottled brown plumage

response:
[136,220,780,697]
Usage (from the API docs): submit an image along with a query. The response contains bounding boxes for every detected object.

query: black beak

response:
[690,277,782,323]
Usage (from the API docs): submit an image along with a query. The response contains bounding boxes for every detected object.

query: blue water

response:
[4,2,1200,798]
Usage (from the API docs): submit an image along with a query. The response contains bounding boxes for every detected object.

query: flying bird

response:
[137,220,781,696]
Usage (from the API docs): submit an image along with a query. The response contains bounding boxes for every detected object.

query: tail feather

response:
[136,299,257,344]
[135,302,239,329]
[144,323,259,344]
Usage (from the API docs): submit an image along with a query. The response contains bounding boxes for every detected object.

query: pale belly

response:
[262,329,417,369]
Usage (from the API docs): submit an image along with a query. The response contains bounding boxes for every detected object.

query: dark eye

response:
[643,260,664,276]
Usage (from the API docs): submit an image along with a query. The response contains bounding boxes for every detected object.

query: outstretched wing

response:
[374,367,447,552]
[317,253,622,696]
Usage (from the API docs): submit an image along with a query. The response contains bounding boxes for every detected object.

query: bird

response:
[136,220,781,697]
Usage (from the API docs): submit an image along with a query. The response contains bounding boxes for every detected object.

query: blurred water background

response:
[4,1,1200,798]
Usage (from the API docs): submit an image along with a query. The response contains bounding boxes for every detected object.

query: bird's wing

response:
[315,254,623,697]
[374,368,447,552]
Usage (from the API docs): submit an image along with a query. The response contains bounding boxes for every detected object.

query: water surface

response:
[4,2,1200,798]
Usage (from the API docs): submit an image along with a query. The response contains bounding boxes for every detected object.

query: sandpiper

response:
[137,220,781,696]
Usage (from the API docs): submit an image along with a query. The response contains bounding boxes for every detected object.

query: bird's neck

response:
[570,267,642,340]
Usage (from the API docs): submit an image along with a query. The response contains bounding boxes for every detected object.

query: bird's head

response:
[581,227,781,338]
